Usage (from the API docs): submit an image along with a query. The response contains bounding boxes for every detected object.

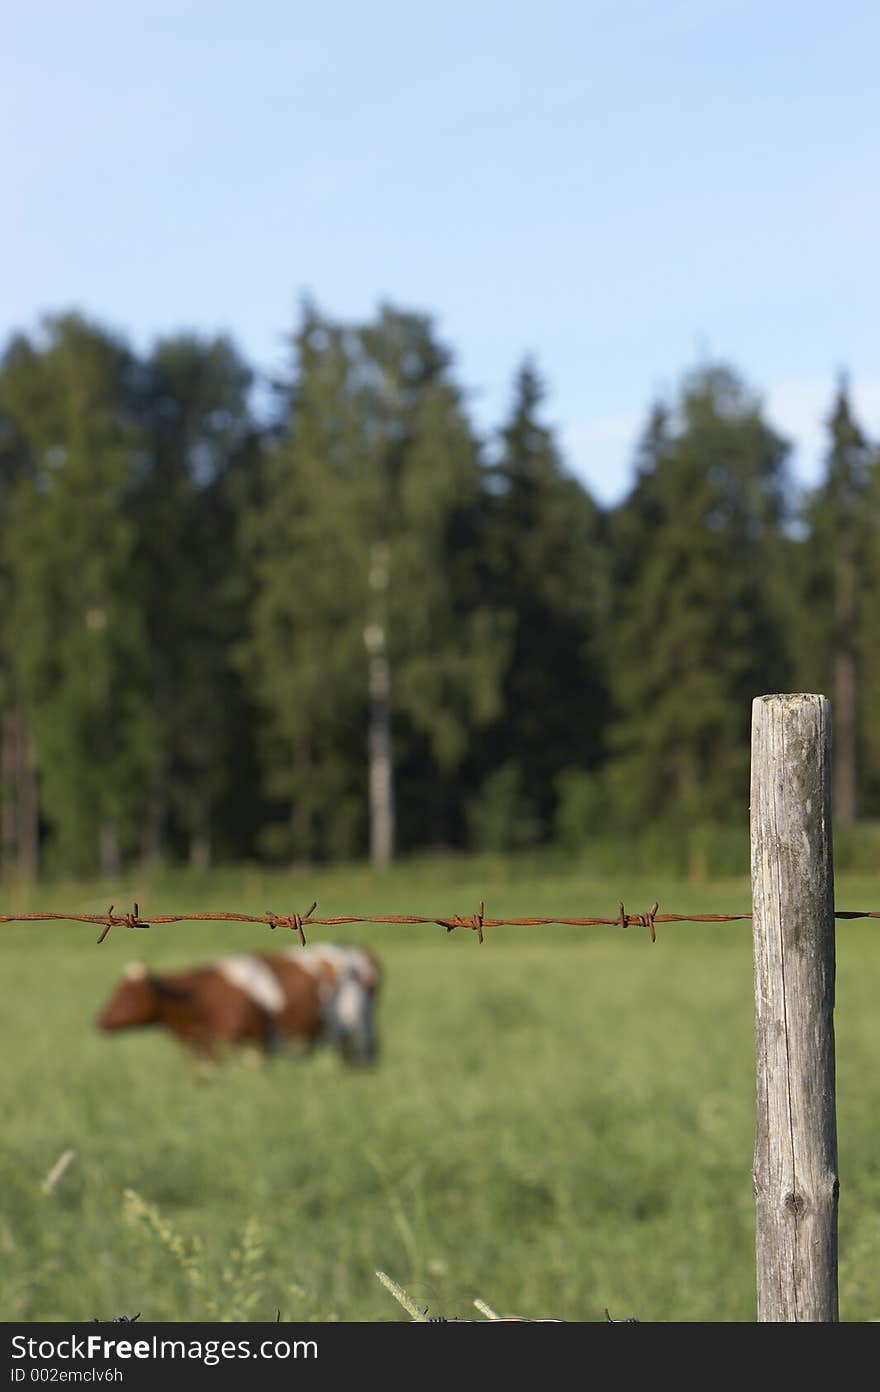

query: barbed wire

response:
[1,897,879,946]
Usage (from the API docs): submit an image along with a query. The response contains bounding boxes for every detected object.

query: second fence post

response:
[750,693,839,1321]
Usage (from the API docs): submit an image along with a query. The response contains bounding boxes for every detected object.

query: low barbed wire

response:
[1,898,879,946]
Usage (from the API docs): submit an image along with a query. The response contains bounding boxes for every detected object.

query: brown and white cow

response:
[95,944,381,1066]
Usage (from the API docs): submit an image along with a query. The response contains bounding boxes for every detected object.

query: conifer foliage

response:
[0,304,876,875]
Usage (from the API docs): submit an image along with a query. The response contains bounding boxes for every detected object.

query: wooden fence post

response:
[750,693,839,1321]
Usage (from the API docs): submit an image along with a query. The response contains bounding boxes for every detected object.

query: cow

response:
[95,944,381,1067]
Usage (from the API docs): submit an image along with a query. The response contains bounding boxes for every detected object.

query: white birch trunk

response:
[365,543,394,867]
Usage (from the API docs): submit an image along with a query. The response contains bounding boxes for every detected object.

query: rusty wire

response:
[1,896,878,946]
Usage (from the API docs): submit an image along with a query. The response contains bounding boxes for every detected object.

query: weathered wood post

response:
[750,693,839,1321]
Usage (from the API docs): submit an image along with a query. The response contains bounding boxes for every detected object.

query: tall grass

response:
[1,856,878,1321]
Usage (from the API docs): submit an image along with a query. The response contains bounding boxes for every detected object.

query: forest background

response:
[1,304,876,883]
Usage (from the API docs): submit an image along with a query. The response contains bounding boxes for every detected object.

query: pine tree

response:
[603,365,792,834]
[132,333,261,867]
[859,430,880,815]
[0,314,156,875]
[476,360,607,847]
[0,392,39,880]
[796,381,873,823]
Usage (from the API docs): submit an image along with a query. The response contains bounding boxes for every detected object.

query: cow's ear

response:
[149,975,192,1003]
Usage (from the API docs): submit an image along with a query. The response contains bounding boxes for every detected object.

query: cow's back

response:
[157,965,275,1051]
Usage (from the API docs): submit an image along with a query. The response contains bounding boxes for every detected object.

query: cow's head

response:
[95,961,189,1032]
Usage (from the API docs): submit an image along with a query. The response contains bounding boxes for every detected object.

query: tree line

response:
[0,304,877,880]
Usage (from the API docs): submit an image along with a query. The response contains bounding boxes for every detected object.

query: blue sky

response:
[3,0,878,504]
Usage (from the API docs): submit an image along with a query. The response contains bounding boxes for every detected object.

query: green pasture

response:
[1,855,878,1322]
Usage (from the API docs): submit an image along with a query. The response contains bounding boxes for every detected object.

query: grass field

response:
[1,854,879,1323]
